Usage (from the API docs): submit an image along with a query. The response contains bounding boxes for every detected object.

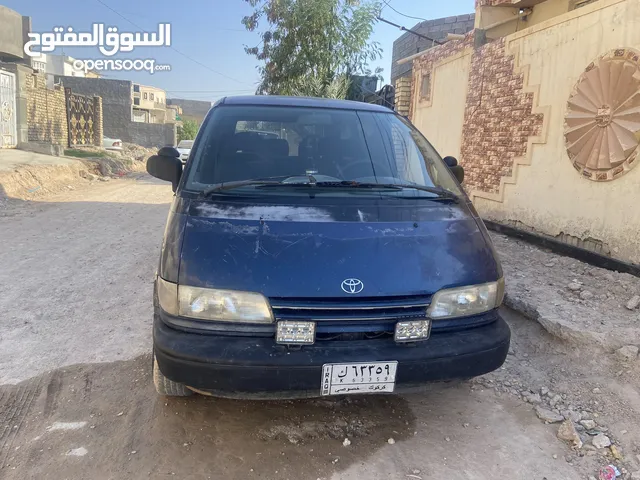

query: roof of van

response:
[219,95,394,113]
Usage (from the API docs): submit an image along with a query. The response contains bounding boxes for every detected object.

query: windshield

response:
[185,105,462,197]
[178,140,194,148]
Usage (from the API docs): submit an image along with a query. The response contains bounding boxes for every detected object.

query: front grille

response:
[269,295,431,322]
[270,295,431,340]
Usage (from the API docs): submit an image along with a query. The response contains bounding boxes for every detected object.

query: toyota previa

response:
[146,95,510,399]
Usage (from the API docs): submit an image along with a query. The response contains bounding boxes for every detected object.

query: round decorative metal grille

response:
[564,48,640,181]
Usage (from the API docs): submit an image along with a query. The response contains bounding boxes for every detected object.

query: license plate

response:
[321,361,398,396]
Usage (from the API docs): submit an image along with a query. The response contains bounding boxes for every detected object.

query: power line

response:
[93,0,253,85]
[377,17,443,44]
[381,1,428,22]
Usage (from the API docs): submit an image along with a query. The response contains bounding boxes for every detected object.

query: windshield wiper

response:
[200,176,294,197]
[261,180,459,201]
[201,178,459,202]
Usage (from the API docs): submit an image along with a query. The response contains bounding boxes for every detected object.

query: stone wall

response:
[391,14,475,83]
[459,38,544,194]
[25,73,68,145]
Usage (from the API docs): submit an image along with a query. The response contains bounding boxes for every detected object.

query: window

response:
[150,93,155,100]
[185,105,461,198]
[420,73,431,101]
[134,97,140,106]
[133,84,140,93]
[143,93,148,99]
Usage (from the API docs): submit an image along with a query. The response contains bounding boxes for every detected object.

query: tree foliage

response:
[242,0,382,97]
[177,120,199,142]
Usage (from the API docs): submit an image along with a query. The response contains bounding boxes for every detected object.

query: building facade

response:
[132,83,171,123]
[403,0,640,264]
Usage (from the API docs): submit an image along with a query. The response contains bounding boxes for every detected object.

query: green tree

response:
[177,120,199,142]
[242,0,382,98]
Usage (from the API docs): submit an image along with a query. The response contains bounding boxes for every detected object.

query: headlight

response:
[427,278,504,319]
[157,278,274,323]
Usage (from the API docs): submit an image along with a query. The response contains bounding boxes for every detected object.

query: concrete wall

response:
[0,6,28,62]
[475,0,640,264]
[55,76,176,147]
[167,98,211,124]
[55,77,132,140]
[409,0,640,264]
[412,50,472,160]
[390,14,475,83]
[126,122,176,148]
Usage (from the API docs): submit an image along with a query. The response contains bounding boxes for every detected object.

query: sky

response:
[7,0,474,103]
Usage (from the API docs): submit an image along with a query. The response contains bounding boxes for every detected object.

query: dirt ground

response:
[1,174,639,479]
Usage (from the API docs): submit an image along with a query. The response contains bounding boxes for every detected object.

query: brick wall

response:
[94,96,103,146]
[25,73,68,145]
[459,37,543,194]
[394,77,412,116]
[391,14,475,83]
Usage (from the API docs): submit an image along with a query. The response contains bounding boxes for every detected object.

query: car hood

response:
[177,148,191,154]
[177,199,501,298]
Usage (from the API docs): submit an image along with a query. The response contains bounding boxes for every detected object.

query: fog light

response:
[395,320,432,342]
[276,321,316,344]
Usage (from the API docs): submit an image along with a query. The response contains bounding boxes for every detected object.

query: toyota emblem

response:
[341,278,364,294]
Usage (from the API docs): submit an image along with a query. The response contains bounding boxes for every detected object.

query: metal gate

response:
[65,88,96,147]
[0,71,17,148]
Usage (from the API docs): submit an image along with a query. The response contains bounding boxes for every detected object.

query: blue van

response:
[147,96,510,398]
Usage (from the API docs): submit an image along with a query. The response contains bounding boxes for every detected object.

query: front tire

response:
[153,355,193,397]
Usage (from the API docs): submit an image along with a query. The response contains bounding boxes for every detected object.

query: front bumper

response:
[153,312,510,399]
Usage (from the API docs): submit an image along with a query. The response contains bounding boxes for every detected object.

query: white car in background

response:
[103,137,123,151]
[177,140,194,162]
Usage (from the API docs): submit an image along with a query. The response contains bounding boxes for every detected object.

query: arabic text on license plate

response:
[321,361,398,396]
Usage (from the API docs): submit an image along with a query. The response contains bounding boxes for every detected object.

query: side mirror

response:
[147,147,182,192]
[443,156,458,167]
[443,156,464,183]
[450,165,464,183]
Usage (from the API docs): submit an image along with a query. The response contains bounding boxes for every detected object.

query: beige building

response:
[132,83,173,123]
[399,0,640,264]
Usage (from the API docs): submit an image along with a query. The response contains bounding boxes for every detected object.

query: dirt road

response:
[1,175,638,479]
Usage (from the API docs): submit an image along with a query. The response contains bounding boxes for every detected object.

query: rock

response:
[562,410,582,423]
[387,438,395,445]
[540,387,549,396]
[567,282,582,291]
[610,444,622,460]
[526,393,542,404]
[604,273,615,282]
[98,176,110,182]
[557,420,583,448]
[626,295,640,310]
[615,345,639,362]
[592,388,601,394]
[579,290,594,300]
[535,406,564,423]
[545,262,555,267]
[630,471,640,480]
[342,438,351,447]
[580,419,596,430]
[549,394,563,407]
[591,433,611,449]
